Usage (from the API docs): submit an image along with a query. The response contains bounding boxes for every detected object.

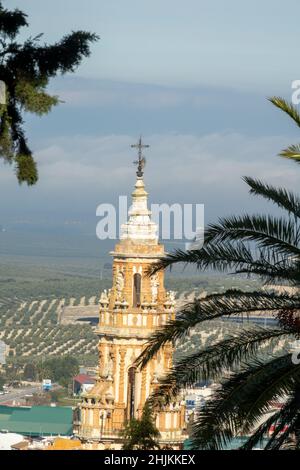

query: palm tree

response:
[269,96,300,164]
[135,177,300,450]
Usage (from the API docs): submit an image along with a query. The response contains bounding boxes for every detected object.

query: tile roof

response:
[73,374,96,385]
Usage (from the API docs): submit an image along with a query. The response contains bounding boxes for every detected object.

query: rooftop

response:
[0,405,73,437]
[73,374,96,385]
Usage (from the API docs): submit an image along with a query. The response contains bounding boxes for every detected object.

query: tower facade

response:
[77,142,185,449]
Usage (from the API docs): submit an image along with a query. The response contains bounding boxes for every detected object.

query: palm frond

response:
[135,290,300,368]
[243,177,300,218]
[205,213,300,256]
[264,415,297,450]
[191,355,300,449]
[279,143,300,163]
[148,242,256,274]
[240,395,297,450]
[147,326,294,407]
[148,241,299,285]
[269,96,300,128]
[241,409,283,450]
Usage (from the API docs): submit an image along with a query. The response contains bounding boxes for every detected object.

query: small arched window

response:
[127,367,136,420]
[133,273,141,307]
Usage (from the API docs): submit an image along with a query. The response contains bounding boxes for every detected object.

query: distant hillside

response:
[0,230,262,366]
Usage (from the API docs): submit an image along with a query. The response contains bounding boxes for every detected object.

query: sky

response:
[1,0,300,246]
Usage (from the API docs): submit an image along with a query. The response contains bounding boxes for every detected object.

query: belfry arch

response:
[127,366,137,420]
[133,273,141,307]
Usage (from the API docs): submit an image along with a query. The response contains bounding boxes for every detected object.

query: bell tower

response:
[77,138,185,449]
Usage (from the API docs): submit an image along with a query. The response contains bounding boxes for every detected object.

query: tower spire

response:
[131,136,149,178]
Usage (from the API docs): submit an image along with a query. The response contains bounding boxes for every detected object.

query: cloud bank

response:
[1,132,299,227]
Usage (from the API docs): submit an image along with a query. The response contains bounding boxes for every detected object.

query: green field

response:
[0,227,262,366]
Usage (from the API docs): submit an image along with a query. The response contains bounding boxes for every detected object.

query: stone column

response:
[139,366,147,407]
[118,348,126,404]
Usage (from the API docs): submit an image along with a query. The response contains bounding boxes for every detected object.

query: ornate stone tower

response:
[77,139,185,449]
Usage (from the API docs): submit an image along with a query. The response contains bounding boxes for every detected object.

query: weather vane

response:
[131,136,149,178]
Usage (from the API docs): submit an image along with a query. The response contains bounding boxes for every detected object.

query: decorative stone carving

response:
[169,291,176,303]
[105,385,114,404]
[150,273,159,304]
[121,298,129,309]
[115,270,124,300]
[152,372,159,384]
[105,352,114,380]
[141,297,150,312]
[98,348,114,381]
[100,289,109,306]
[165,290,176,308]
[118,348,126,403]
[98,343,105,370]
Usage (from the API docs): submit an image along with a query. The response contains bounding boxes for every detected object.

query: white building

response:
[0,433,25,450]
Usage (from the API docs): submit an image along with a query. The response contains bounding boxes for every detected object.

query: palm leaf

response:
[243,177,300,218]
[269,96,300,128]
[240,395,297,450]
[205,213,300,256]
[191,355,300,449]
[135,290,300,368]
[148,242,299,285]
[279,143,300,162]
[146,326,295,407]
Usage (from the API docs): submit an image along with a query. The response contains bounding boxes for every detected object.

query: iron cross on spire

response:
[131,136,150,178]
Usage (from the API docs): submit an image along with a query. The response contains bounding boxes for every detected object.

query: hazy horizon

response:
[2,1,300,258]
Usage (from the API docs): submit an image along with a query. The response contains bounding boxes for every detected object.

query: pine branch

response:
[0,3,99,185]
[0,3,28,39]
